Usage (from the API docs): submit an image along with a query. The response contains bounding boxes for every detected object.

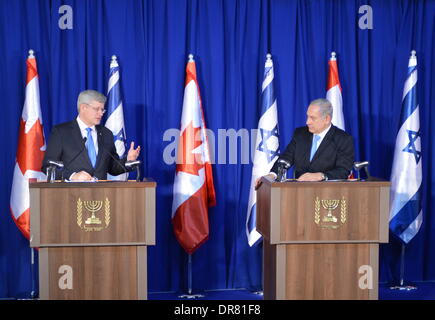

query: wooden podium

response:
[29,180,156,300]
[257,177,390,300]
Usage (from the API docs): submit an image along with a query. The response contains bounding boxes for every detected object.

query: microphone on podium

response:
[353,161,370,180]
[125,160,142,182]
[276,159,291,182]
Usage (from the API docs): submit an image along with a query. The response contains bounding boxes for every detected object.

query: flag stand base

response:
[389,284,417,291]
[178,293,205,299]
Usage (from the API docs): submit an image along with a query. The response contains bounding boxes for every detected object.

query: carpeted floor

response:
[148,282,435,300]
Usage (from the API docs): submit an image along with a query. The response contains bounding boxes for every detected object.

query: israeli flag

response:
[389,51,422,244]
[105,55,128,181]
[246,54,280,246]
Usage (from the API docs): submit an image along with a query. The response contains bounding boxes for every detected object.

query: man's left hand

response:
[297,172,324,181]
[127,141,141,161]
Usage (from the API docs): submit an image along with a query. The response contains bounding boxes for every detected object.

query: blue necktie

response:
[86,128,97,167]
[310,134,320,162]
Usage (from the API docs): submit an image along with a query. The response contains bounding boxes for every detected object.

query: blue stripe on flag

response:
[389,185,422,237]
[247,204,257,232]
[247,204,262,246]
[107,85,122,114]
[400,84,417,122]
[261,81,275,113]
[407,65,417,76]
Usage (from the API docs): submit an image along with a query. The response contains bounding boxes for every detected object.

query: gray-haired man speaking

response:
[42,90,140,181]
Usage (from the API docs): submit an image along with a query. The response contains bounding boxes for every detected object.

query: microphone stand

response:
[46,161,64,183]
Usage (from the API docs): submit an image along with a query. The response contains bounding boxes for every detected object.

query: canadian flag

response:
[326,51,345,130]
[171,54,216,254]
[10,50,46,240]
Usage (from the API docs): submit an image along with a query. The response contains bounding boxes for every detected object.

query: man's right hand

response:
[70,171,94,181]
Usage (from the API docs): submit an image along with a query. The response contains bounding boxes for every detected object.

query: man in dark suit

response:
[259,98,354,185]
[42,90,140,181]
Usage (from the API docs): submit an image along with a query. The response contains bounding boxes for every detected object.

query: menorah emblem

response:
[77,198,111,232]
[321,199,339,223]
[84,200,103,225]
[314,196,347,229]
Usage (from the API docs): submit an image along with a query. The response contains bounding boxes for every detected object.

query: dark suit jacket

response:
[271,125,354,180]
[42,120,128,180]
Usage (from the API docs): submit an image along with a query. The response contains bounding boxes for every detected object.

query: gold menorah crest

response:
[84,200,103,225]
[77,197,111,232]
[314,196,347,229]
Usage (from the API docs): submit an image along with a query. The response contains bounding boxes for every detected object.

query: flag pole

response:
[389,50,420,292]
[28,50,37,299]
[30,247,37,299]
[188,254,193,295]
[390,243,417,291]
[173,53,215,299]
[178,253,204,299]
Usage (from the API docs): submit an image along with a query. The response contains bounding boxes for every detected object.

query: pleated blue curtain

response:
[0,0,434,297]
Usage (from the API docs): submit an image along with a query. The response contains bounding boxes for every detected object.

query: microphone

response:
[125,160,142,182]
[354,161,369,170]
[276,159,291,182]
[60,137,88,181]
[125,160,141,167]
[353,161,370,180]
[46,160,64,183]
[48,160,64,168]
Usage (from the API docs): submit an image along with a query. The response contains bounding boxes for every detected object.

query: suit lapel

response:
[302,128,313,164]
[311,126,335,163]
[71,120,85,147]
[72,120,93,169]
[94,125,104,168]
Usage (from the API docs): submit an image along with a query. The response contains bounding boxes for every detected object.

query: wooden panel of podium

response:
[29,180,156,300]
[257,177,390,300]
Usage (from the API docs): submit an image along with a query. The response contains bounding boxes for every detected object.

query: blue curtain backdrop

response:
[0,0,434,298]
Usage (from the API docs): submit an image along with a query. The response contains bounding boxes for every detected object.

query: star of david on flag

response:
[258,125,279,162]
[403,130,421,164]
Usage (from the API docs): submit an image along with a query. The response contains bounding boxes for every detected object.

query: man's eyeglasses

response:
[85,103,106,114]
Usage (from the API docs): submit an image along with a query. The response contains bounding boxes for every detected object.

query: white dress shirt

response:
[76,116,99,154]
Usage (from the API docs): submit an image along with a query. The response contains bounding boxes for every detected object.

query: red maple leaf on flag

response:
[16,119,45,174]
[176,121,203,176]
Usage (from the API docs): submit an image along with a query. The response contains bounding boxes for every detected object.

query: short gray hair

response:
[77,90,107,113]
[309,98,333,119]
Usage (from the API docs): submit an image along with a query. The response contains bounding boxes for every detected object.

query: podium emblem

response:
[314,196,347,229]
[77,198,111,232]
